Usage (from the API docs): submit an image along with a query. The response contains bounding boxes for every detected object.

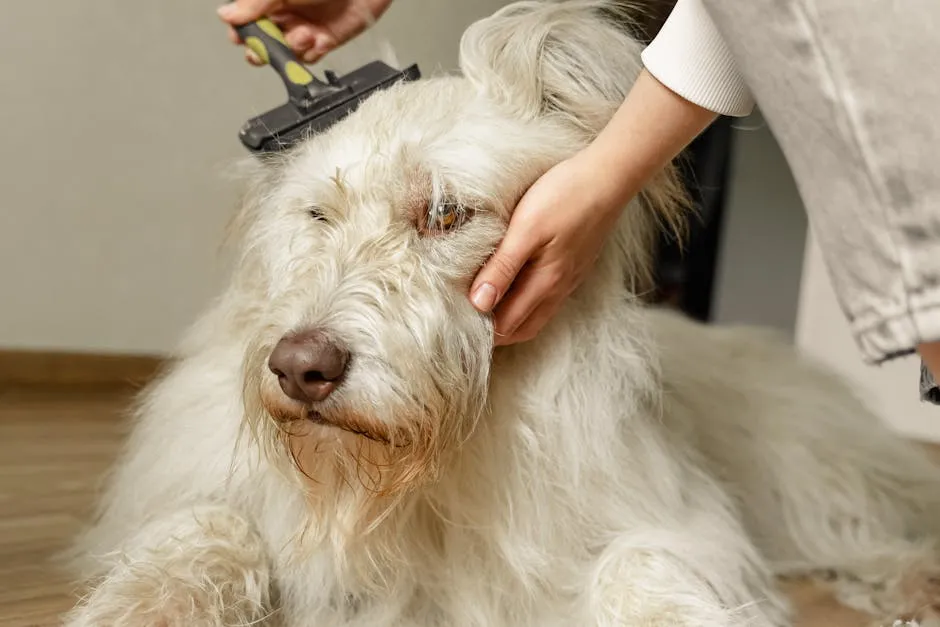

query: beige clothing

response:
[694,0,940,371]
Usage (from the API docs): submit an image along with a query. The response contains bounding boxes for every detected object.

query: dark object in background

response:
[632,0,677,38]
[632,0,737,322]
[649,117,735,321]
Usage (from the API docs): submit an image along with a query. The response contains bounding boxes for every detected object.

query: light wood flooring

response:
[0,383,890,626]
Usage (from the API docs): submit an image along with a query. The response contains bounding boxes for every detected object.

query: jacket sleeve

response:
[640,0,756,117]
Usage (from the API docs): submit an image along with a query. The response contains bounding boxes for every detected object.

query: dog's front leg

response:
[582,521,793,627]
[64,504,275,627]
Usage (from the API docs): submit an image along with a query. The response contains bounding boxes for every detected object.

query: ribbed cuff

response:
[640,0,755,117]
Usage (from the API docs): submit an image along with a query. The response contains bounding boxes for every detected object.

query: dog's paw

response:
[884,569,940,627]
[802,564,940,627]
[890,615,940,627]
[64,505,274,627]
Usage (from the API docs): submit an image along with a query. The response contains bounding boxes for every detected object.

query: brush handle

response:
[233,17,335,108]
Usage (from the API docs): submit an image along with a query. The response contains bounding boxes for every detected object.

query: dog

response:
[63,1,940,625]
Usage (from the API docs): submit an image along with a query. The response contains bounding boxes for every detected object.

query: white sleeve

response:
[640,0,755,117]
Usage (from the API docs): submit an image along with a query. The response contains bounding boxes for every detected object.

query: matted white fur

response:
[63,1,940,626]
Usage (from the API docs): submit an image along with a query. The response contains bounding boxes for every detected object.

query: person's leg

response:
[700,0,940,401]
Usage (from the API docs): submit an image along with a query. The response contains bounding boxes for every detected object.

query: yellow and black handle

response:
[231,11,337,108]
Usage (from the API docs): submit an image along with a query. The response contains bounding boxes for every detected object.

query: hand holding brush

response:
[218,0,395,65]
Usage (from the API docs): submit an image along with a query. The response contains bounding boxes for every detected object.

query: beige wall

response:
[0,0,506,355]
[711,113,807,336]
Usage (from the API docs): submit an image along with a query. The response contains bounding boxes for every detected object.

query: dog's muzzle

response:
[267,328,350,403]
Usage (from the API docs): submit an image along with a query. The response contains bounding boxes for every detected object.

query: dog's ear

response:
[458,0,691,286]
[458,0,648,135]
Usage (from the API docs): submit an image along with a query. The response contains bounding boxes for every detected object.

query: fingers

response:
[216,0,281,26]
[219,0,394,66]
[298,32,336,63]
[223,6,323,65]
[495,292,566,347]
[317,0,393,50]
[227,25,264,64]
[283,22,320,52]
[274,17,327,62]
[469,222,542,315]
[218,1,353,66]
[245,48,265,65]
[490,261,562,345]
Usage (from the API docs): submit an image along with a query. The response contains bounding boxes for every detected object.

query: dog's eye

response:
[308,207,325,221]
[421,199,470,236]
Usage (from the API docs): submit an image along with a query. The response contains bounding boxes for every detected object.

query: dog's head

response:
[230,0,687,536]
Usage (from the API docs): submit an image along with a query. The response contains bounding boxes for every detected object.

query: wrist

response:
[575,134,646,215]
[573,69,719,216]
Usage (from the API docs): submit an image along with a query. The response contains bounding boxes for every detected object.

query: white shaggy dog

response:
[64,1,940,626]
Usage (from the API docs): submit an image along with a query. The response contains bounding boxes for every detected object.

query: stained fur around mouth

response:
[307,408,396,445]
[264,391,398,446]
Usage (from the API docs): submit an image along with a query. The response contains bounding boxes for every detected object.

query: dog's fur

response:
[64,1,940,626]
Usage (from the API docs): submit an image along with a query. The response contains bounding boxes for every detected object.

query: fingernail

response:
[217,4,236,19]
[287,30,315,50]
[312,34,336,54]
[471,283,497,311]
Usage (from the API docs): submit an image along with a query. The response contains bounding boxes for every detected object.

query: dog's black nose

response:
[268,329,349,403]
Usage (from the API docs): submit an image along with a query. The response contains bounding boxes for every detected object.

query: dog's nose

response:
[268,330,349,403]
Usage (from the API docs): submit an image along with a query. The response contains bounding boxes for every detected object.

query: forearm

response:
[577,0,755,210]
[580,68,719,209]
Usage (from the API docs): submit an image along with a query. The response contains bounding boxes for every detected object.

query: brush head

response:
[239,60,422,155]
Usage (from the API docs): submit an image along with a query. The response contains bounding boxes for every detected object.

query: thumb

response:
[217,0,282,25]
[470,226,537,313]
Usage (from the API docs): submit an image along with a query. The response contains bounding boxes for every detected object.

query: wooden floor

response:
[0,385,135,627]
[0,383,879,626]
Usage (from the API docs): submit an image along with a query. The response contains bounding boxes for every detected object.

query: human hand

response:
[466,67,720,347]
[468,152,629,346]
[217,0,394,65]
